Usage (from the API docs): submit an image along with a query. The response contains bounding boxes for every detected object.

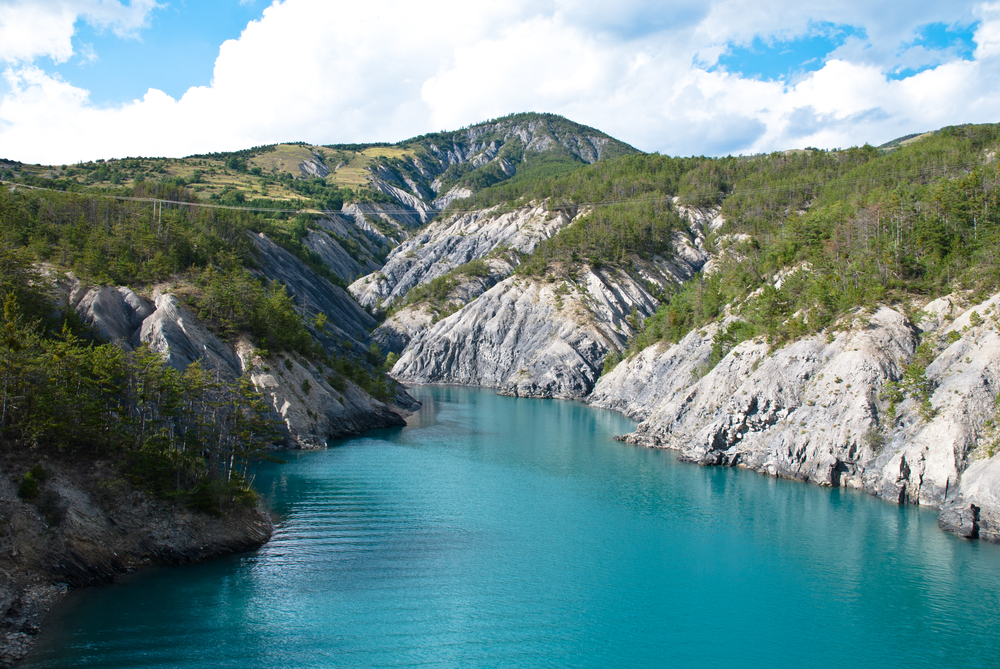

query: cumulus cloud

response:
[0,0,999,163]
[0,0,158,64]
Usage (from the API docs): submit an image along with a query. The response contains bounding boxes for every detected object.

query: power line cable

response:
[0,159,985,220]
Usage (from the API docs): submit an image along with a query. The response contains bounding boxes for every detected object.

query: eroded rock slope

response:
[349,203,580,310]
[54,233,412,449]
[391,263,694,399]
[593,293,1000,542]
[383,202,715,398]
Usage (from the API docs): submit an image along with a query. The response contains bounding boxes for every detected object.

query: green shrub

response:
[17,464,45,500]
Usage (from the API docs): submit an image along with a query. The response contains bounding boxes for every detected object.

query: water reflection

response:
[23,386,1000,669]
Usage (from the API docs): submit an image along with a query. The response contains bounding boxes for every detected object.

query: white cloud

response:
[0,0,999,163]
[0,0,158,64]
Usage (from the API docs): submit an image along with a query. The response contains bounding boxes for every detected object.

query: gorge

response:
[4,113,1000,665]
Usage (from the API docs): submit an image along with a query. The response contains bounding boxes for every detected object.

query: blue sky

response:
[0,0,996,163]
[50,2,265,104]
[714,23,868,81]
[713,20,979,83]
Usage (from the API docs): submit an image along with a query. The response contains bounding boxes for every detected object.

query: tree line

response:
[629,123,1000,358]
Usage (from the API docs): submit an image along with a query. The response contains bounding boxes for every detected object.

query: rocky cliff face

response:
[381,200,714,398]
[372,265,505,355]
[366,113,637,216]
[235,342,409,447]
[54,232,412,449]
[248,232,376,349]
[591,292,1000,543]
[390,261,699,399]
[349,203,581,311]
[312,211,388,275]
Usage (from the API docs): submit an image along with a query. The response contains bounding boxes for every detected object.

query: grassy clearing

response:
[4,152,334,203]
[249,144,321,177]
[324,146,415,189]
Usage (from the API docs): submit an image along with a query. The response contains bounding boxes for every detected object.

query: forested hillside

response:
[427,123,1000,357]
[7,115,1000,669]
[0,252,275,513]
[0,183,400,511]
[636,124,1000,356]
[0,112,641,514]
[5,116,1000,513]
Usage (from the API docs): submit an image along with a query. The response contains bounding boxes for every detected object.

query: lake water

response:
[21,386,1000,668]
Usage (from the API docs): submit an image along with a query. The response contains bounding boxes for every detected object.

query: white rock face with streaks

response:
[302,230,368,283]
[594,292,1000,542]
[382,195,715,399]
[235,342,404,448]
[74,286,154,350]
[588,324,721,420]
[375,306,436,355]
[135,294,243,378]
[432,186,473,209]
[52,234,413,448]
[943,455,1000,541]
[349,204,578,310]
[373,263,505,355]
[391,268,664,398]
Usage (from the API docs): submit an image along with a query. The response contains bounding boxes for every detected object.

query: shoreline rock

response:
[0,455,273,667]
[593,293,1000,544]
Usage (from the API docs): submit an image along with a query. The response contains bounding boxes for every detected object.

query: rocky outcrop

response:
[372,265,504,355]
[47,232,414,448]
[0,455,271,666]
[362,113,637,221]
[940,455,1000,541]
[136,294,243,378]
[369,177,436,225]
[360,198,714,355]
[588,324,721,420]
[249,232,376,348]
[382,196,715,398]
[235,342,407,448]
[391,268,667,399]
[298,155,329,179]
[313,215,385,273]
[302,230,368,283]
[432,186,473,209]
[349,203,580,310]
[375,307,436,355]
[73,286,154,348]
[595,292,1000,542]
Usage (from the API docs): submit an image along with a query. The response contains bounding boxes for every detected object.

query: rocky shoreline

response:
[592,293,1000,544]
[0,455,273,667]
[353,198,1000,545]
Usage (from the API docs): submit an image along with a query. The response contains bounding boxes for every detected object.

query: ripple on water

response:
[21,386,1000,669]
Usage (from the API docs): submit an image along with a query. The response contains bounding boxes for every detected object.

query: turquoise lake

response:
[21,385,1000,668]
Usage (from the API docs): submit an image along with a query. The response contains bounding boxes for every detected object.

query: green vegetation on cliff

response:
[6,117,1000,471]
[636,124,1000,351]
[432,122,1000,359]
[0,176,397,509]
[0,251,276,513]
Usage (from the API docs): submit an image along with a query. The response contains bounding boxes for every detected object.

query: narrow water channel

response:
[22,386,1000,668]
